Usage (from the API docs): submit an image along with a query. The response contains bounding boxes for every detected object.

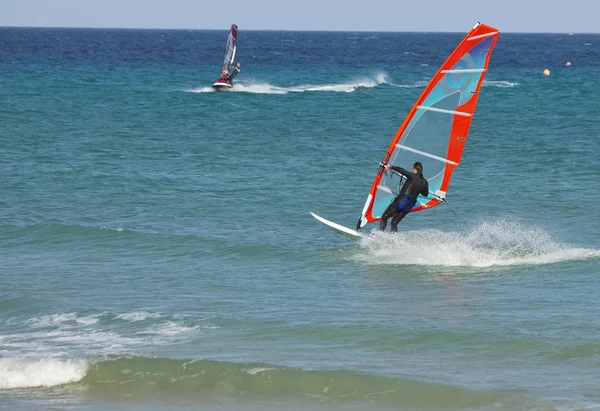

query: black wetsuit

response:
[379,166,429,232]
[228,66,240,83]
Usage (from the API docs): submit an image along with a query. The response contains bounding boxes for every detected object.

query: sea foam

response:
[0,358,87,389]
[183,73,387,95]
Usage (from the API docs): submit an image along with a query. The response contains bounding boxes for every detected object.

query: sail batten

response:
[358,23,499,228]
[416,106,472,117]
[468,31,499,41]
[396,145,460,166]
[441,69,486,74]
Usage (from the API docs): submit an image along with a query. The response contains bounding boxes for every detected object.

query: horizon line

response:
[1,24,599,35]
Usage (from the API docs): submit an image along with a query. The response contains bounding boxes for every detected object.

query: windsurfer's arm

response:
[420,180,429,197]
[387,165,413,180]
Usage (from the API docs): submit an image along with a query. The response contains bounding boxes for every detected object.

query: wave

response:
[25,312,103,328]
[2,311,214,360]
[354,219,600,267]
[0,221,220,249]
[2,222,125,241]
[0,358,87,389]
[0,356,511,408]
[115,311,163,322]
[183,74,388,95]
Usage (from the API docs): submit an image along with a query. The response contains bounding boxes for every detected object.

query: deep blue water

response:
[1,26,600,410]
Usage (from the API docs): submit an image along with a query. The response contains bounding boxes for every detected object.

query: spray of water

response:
[353,219,599,267]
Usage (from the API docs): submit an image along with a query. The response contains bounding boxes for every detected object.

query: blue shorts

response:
[395,195,416,214]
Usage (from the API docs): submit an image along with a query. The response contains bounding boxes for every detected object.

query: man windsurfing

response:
[379,162,429,232]
[228,63,241,84]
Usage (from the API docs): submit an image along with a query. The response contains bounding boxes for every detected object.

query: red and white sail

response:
[358,23,500,229]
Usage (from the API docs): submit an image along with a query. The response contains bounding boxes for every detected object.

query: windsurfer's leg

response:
[380,202,397,231]
[379,215,388,231]
[390,212,406,233]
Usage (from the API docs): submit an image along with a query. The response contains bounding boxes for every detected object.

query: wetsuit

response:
[228,66,240,84]
[379,166,429,232]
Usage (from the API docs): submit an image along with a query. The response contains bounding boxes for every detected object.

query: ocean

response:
[1,26,600,410]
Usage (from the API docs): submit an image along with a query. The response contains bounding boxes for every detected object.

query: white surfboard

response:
[310,212,371,239]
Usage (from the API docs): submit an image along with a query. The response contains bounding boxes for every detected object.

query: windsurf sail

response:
[357,23,499,229]
[221,24,238,74]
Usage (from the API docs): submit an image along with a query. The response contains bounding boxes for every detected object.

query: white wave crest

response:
[1,313,221,362]
[137,321,200,336]
[354,219,600,267]
[244,367,276,375]
[116,311,163,322]
[0,358,87,389]
[26,312,101,328]
[483,80,519,88]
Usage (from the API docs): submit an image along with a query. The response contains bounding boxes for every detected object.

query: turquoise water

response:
[1,27,600,410]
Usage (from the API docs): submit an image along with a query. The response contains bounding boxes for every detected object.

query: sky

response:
[0,0,597,33]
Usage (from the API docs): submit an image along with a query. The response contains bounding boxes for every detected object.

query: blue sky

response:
[0,0,596,33]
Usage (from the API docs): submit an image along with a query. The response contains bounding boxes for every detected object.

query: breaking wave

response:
[0,356,512,409]
[0,358,87,389]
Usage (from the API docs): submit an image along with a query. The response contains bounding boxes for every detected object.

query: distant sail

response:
[222,24,238,74]
[358,23,499,229]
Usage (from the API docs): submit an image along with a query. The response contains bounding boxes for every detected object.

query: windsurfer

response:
[228,63,241,84]
[379,162,429,232]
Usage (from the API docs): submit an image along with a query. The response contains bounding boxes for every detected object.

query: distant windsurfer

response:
[228,63,241,84]
[379,162,429,232]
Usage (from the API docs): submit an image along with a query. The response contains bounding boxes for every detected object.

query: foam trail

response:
[0,358,87,389]
[184,86,220,93]
[188,77,517,92]
[223,83,288,94]
[354,219,600,267]
[182,73,388,95]
[287,73,388,93]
